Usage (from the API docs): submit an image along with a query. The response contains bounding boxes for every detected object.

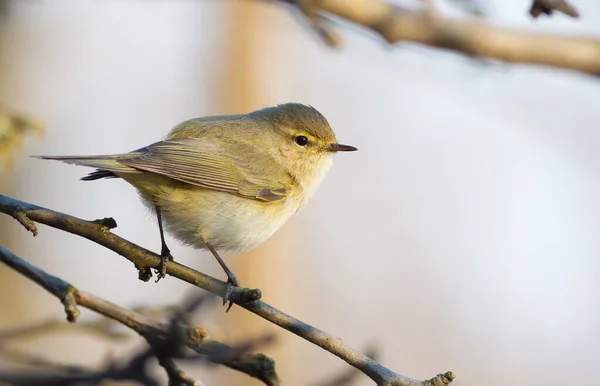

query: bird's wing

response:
[118,138,290,202]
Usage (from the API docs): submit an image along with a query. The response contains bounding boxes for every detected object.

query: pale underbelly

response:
[135,181,302,252]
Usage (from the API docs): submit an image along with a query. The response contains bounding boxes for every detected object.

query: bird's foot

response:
[154,246,174,283]
[223,275,241,313]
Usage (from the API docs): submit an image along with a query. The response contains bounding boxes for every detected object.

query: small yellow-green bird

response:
[37,103,356,302]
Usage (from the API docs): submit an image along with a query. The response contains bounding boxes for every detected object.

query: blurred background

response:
[1,0,599,385]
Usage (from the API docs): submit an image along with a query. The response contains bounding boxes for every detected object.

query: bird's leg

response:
[206,243,239,312]
[155,205,173,282]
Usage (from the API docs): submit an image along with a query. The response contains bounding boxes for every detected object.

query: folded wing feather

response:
[119,138,290,202]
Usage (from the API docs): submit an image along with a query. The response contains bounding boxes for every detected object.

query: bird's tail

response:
[33,154,141,181]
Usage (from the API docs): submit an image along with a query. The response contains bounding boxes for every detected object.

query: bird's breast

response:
[294,154,334,207]
[153,185,304,252]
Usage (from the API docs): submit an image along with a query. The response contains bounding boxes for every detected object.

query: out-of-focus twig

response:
[0,348,162,386]
[529,0,579,18]
[275,0,599,76]
[0,344,90,375]
[295,0,341,47]
[0,108,44,171]
[0,318,128,341]
[0,195,453,385]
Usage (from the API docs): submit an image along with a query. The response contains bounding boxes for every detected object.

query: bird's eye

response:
[294,135,309,147]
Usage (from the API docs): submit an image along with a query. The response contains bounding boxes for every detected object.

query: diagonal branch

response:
[278,0,600,76]
[0,246,279,386]
[0,194,452,385]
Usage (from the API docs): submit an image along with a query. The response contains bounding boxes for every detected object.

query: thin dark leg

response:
[206,244,239,286]
[206,244,239,311]
[155,205,173,282]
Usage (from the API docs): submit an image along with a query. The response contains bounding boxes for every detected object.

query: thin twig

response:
[0,194,452,385]
[11,208,37,236]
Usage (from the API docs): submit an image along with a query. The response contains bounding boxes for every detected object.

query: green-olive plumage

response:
[35,103,356,258]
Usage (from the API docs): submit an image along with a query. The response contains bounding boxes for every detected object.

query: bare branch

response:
[277,0,599,76]
[0,194,452,385]
[0,246,280,385]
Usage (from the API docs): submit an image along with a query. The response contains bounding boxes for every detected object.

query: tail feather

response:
[33,154,141,181]
[80,170,119,181]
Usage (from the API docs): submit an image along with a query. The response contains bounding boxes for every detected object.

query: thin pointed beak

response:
[325,143,358,152]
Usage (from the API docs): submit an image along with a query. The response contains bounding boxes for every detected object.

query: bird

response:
[35,103,357,305]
